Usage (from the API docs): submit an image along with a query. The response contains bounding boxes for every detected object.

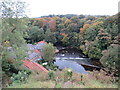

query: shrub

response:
[48,62,58,71]
[11,70,31,84]
[64,68,73,82]
[55,71,64,82]
[48,71,55,80]
[41,62,58,71]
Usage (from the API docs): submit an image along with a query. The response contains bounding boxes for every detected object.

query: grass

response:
[7,70,118,88]
[86,80,117,88]
[8,79,118,88]
[8,80,55,88]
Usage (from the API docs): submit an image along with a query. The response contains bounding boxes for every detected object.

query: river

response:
[54,46,102,74]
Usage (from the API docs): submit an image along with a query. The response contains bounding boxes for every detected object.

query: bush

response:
[48,71,55,80]
[64,68,73,82]
[11,70,31,84]
[48,62,58,71]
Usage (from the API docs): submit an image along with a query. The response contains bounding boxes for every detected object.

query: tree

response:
[94,28,111,50]
[1,0,28,77]
[61,33,70,46]
[80,40,102,59]
[48,19,56,32]
[70,16,79,23]
[78,14,85,19]
[87,46,102,59]
[77,19,85,32]
[67,23,78,33]
[27,26,45,43]
[64,19,71,27]
[1,0,28,46]
[100,44,120,74]
[83,25,101,41]
[80,24,90,33]
[42,43,56,63]
[106,24,118,39]
[67,32,81,48]
[57,23,65,33]
[1,0,27,18]
[86,16,96,20]
[44,28,56,43]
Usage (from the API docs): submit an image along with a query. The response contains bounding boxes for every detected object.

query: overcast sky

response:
[23,0,119,17]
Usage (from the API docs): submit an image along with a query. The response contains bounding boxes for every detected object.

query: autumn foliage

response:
[80,24,90,33]
[48,20,56,31]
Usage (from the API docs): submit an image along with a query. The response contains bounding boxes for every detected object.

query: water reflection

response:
[54,59,88,74]
[54,47,92,73]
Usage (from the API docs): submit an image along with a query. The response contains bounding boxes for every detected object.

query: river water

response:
[54,46,101,74]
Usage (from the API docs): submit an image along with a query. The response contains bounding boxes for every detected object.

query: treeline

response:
[1,0,119,87]
[26,13,119,75]
[40,14,78,19]
[40,14,109,19]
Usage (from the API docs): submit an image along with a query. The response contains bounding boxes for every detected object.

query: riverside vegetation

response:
[1,0,119,88]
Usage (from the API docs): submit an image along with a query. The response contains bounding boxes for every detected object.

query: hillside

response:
[1,0,119,88]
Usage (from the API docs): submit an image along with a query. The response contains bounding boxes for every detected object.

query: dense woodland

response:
[1,0,120,88]
[26,13,120,74]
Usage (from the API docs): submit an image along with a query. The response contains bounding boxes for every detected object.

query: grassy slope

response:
[8,70,118,88]
[8,80,117,88]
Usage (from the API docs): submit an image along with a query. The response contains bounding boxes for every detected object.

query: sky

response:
[23,0,119,17]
